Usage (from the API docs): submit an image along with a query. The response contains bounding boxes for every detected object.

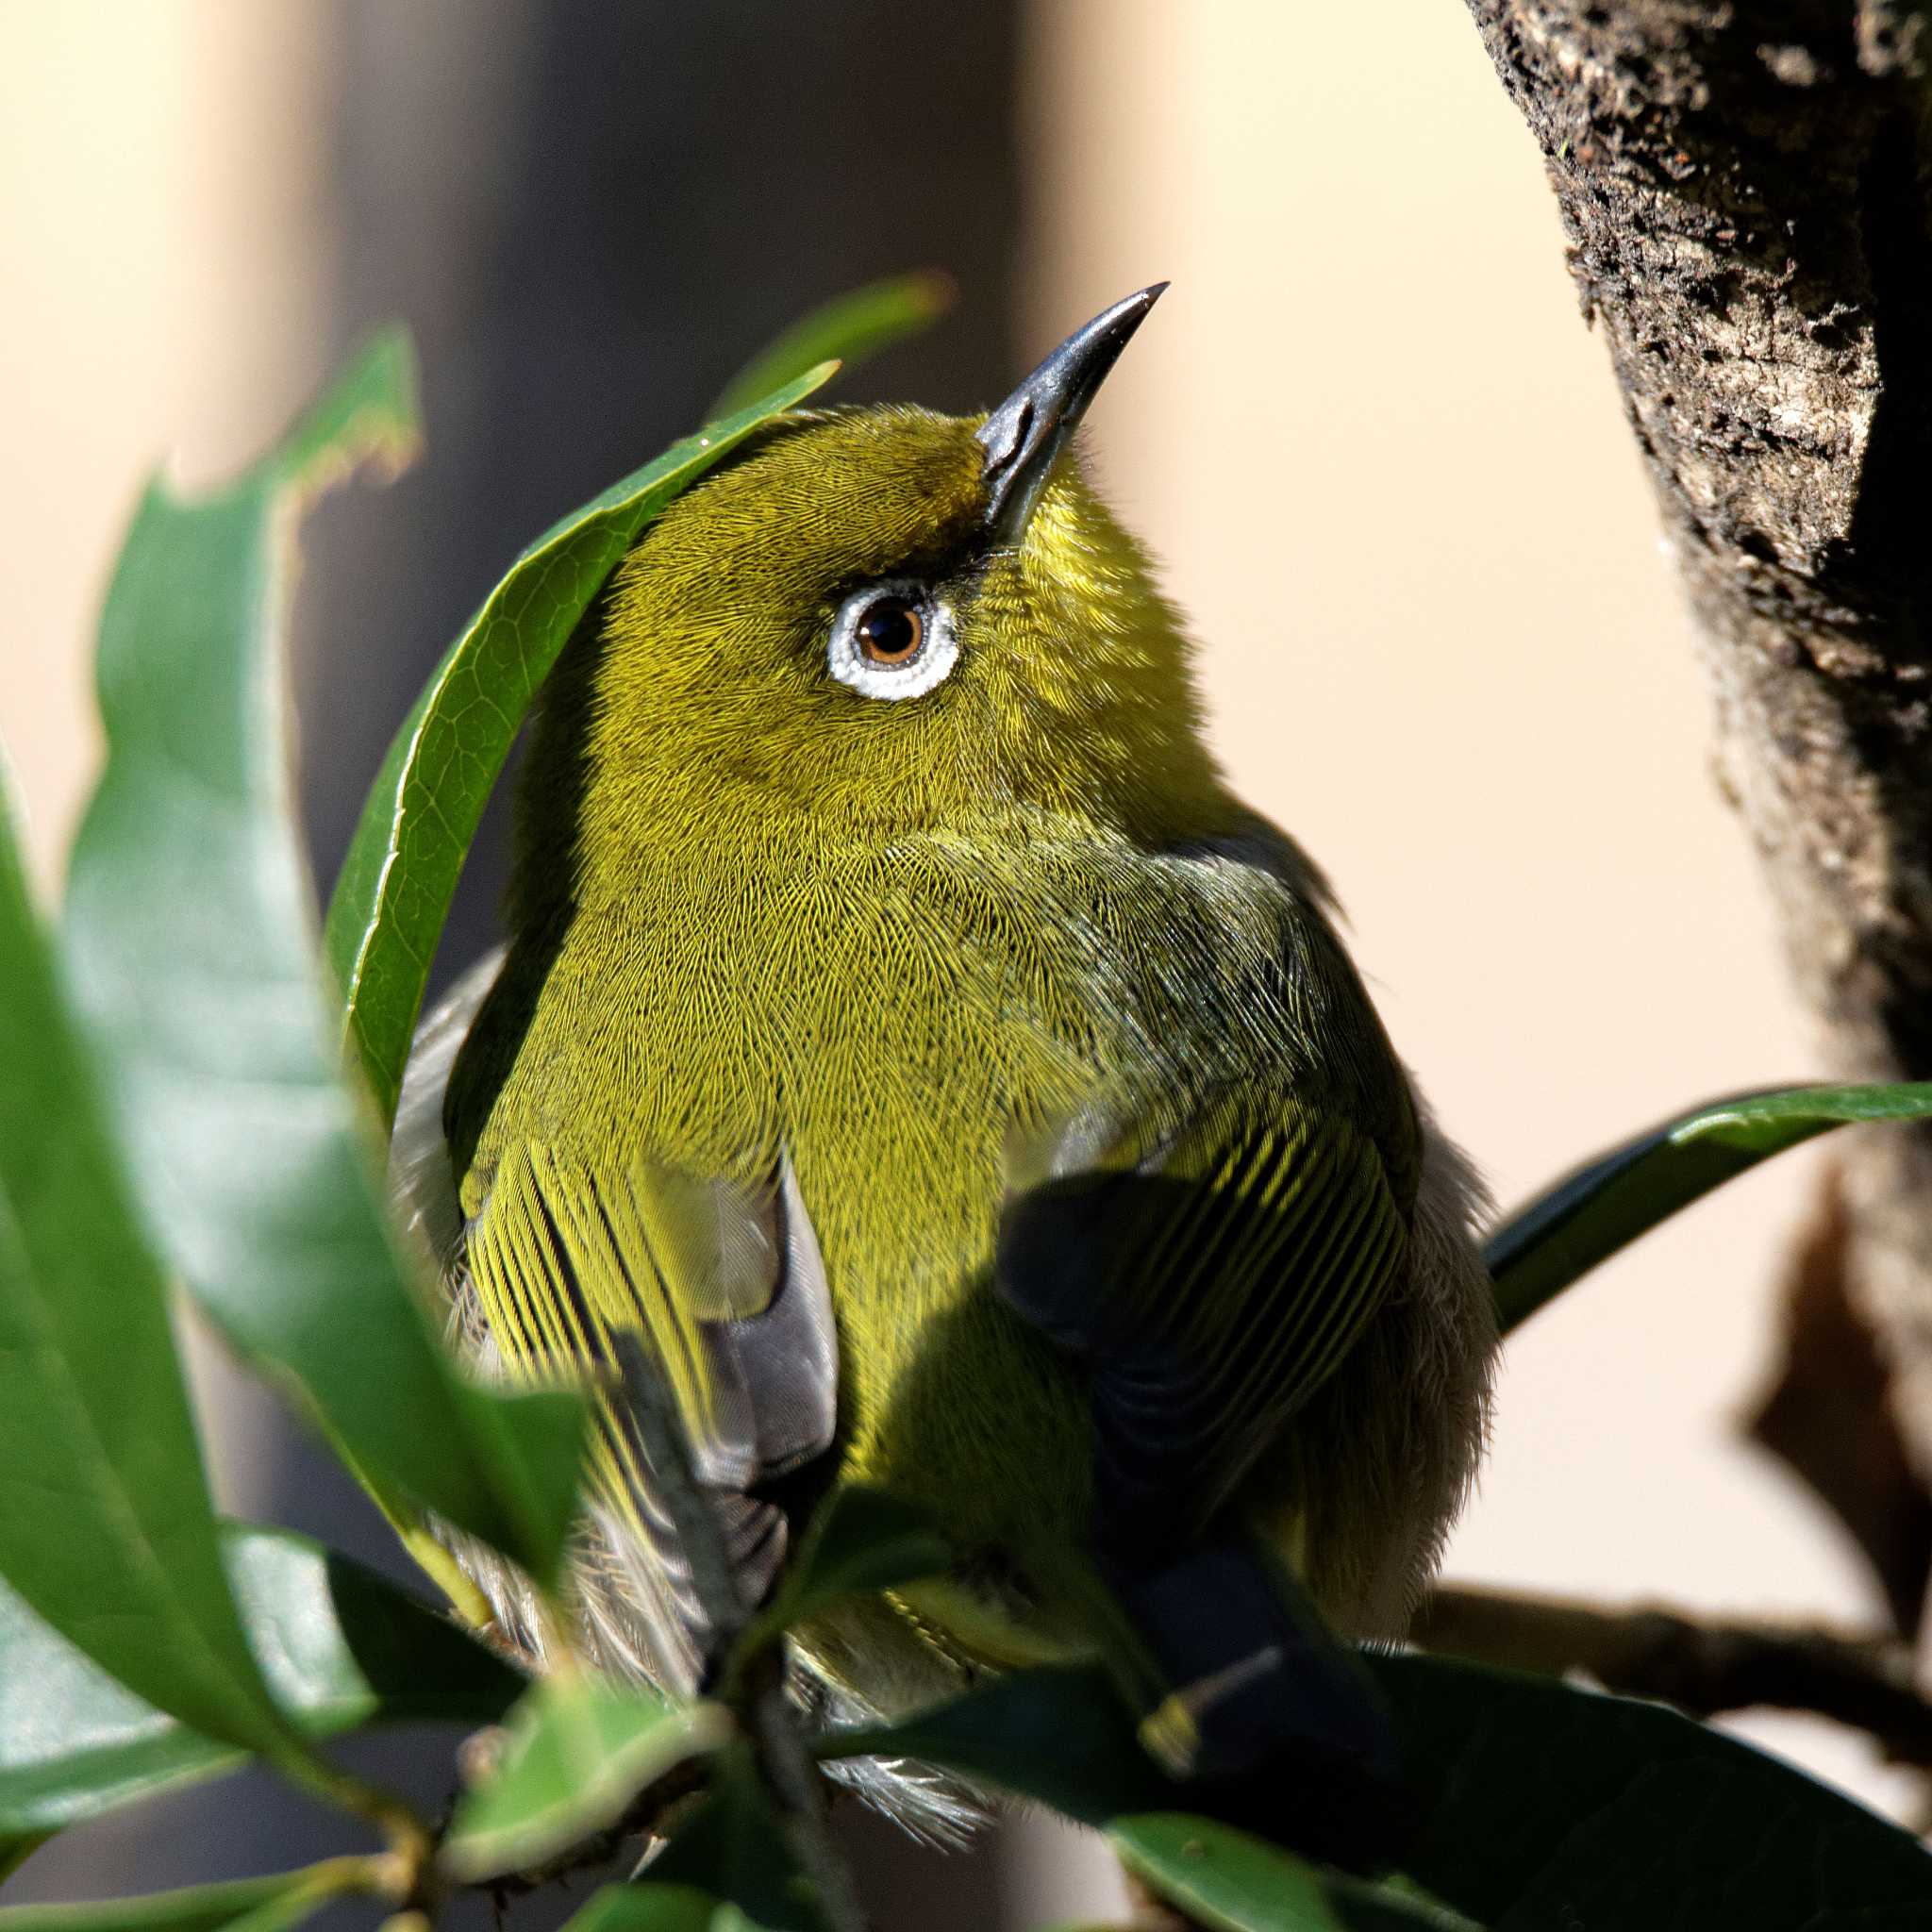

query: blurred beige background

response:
[1,0,1908,1919]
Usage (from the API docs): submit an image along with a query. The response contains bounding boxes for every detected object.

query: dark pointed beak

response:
[976,282,1167,545]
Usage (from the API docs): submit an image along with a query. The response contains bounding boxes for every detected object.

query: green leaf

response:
[707,271,955,421]
[827,1650,1931,1927]
[0,1840,47,1886]
[647,1747,830,1932]
[0,1523,524,1847]
[730,1487,949,1675]
[61,334,589,1589]
[1110,1817,1480,1932]
[816,1662,1174,1826]
[0,747,292,1761]
[558,1885,732,1932]
[441,1677,732,1882]
[1485,1082,1932,1333]
[0,1865,358,1932]
[324,360,838,1127]
[1371,1652,1932,1929]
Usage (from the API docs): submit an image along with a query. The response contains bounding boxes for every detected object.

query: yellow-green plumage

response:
[408,300,1494,1833]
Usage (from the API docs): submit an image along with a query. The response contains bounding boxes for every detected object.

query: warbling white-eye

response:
[393,286,1496,1838]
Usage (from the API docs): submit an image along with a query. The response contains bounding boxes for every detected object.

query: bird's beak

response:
[976,282,1167,546]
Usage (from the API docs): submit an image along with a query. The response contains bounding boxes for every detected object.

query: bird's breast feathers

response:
[471,819,1397,1240]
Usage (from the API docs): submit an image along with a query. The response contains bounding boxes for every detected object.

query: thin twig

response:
[1413,1582,1932,1768]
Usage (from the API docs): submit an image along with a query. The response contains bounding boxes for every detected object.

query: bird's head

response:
[519,286,1232,919]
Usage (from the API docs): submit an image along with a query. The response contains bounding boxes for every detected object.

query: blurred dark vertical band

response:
[298,0,1023,975]
[266,5,1026,1927]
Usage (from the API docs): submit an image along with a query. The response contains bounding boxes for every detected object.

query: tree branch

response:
[1462,0,1932,1624]
[1415,1582,1932,1765]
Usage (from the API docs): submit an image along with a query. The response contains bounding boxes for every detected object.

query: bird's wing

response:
[458,1140,838,1689]
[391,957,838,1692]
[996,821,1415,1563]
[998,1084,1407,1559]
[996,1074,1414,1790]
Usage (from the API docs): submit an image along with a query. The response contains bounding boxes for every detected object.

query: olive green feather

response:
[410,355,1495,1833]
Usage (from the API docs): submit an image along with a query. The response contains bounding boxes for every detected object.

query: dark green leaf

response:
[731,1488,949,1675]
[442,1677,730,1882]
[1110,1817,1481,1932]
[62,334,589,1588]
[324,362,838,1126]
[707,272,955,421]
[826,1648,1931,1927]
[0,747,291,1760]
[1486,1083,1932,1333]
[558,1885,728,1932]
[816,1663,1174,1826]
[0,1523,524,1846]
[0,1866,356,1932]
[0,1840,47,1885]
[648,1747,830,1932]
[1371,1652,1932,1929]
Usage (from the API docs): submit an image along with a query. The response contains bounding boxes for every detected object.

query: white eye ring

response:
[827,581,958,701]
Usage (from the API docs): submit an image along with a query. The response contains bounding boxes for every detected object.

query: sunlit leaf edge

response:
[324,360,838,1126]
[1485,1081,1932,1334]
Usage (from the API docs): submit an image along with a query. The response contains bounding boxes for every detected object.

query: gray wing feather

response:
[388,946,504,1267]
[393,974,840,1694]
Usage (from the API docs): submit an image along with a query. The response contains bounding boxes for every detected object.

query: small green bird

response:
[393,287,1495,1836]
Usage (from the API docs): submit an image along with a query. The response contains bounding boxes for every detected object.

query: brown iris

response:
[855,595,924,665]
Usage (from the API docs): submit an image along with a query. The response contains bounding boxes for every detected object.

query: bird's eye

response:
[856,596,923,665]
[827,580,958,701]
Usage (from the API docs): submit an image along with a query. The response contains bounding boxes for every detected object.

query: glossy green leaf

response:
[324,361,837,1126]
[0,749,292,1761]
[441,1677,731,1882]
[1110,1818,1479,1932]
[0,1864,359,1932]
[647,1747,831,1932]
[1486,1082,1932,1333]
[1371,1653,1932,1929]
[558,1887,725,1932]
[828,1649,1932,1926]
[0,1524,524,1847]
[731,1488,949,1674]
[62,334,589,1588]
[816,1662,1172,1826]
[708,271,955,421]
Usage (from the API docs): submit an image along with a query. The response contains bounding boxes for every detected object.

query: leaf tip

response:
[904,266,958,319]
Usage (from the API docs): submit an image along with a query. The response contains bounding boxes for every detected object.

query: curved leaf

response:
[1110,1817,1479,1932]
[557,1887,723,1932]
[814,1662,1170,1826]
[646,1747,831,1932]
[708,272,954,421]
[0,1524,524,1850]
[0,1865,359,1932]
[1373,1652,1932,1928]
[324,362,838,1126]
[0,749,291,1761]
[441,1679,730,1882]
[1486,1083,1932,1334]
[61,334,588,1589]
[825,1649,1932,1928]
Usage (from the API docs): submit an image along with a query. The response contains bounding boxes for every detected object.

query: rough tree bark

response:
[1463,0,1932,1633]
